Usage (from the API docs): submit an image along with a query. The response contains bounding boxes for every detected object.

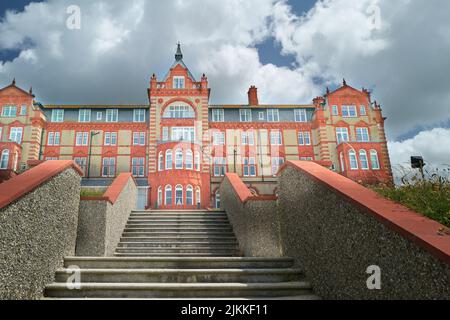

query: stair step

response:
[64,257,295,269]
[126,223,231,227]
[128,218,229,222]
[117,242,239,248]
[124,228,233,233]
[120,237,237,243]
[45,282,313,298]
[113,253,239,257]
[115,247,240,254]
[122,232,236,237]
[54,268,303,283]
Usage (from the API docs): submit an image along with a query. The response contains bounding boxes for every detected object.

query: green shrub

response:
[80,189,105,197]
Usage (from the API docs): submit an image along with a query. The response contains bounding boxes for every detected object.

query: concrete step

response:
[63,257,295,269]
[122,232,236,237]
[130,213,228,218]
[128,218,229,222]
[117,242,239,248]
[54,268,303,283]
[114,247,240,254]
[120,237,237,243]
[132,210,225,214]
[126,223,231,228]
[45,282,313,298]
[127,220,231,225]
[123,227,233,233]
[113,253,239,257]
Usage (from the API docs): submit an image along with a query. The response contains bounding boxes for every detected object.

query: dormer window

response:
[173,76,185,89]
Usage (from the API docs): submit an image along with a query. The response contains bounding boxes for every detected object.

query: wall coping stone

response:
[224,173,278,204]
[80,173,136,205]
[0,160,83,210]
[279,160,450,265]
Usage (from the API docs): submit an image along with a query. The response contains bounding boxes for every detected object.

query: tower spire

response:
[175,42,183,61]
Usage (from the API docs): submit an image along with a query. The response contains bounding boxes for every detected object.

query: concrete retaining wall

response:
[76,173,137,257]
[220,173,282,257]
[0,161,82,300]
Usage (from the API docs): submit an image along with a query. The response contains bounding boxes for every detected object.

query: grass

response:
[372,167,450,228]
[80,189,105,197]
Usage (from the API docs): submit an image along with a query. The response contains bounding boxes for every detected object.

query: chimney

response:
[248,85,259,106]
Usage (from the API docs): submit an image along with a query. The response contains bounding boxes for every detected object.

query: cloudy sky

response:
[0,0,449,171]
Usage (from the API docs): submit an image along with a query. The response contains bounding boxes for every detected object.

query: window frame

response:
[336,127,350,145]
[356,127,370,142]
[212,109,225,122]
[267,109,280,122]
[349,150,358,170]
[133,109,146,123]
[9,127,23,144]
[78,109,91,123]
[294,109,307,122]
[105,109,118,123]
[239,109,252,122]
[51,109,64,122]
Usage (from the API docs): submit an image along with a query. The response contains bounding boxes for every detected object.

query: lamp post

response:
[87,131,101,178]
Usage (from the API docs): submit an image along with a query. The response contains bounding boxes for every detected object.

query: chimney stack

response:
[248,85,259,106]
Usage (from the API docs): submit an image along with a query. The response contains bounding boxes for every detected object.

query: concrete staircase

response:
[44,210,319,299]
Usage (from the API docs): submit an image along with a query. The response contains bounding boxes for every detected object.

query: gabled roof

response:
[0,80,35,98]
[163,43,197,82]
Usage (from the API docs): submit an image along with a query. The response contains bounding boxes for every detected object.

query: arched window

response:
[165,185,172,205]
[186,150,193,170]
[370,150,380,170]
[359,150,369,170]
[175,149,183,169]
[158,152,164,171]
[186,185,193,205]
[0,149,10,169]
[157,186,163,207]
[349,150,358,170]
[195,152,201,171]
[339,152,345,172]
[165,150,173,170]
[196,187,201,206]
[215,191,221,209]
[175,185,183,205]
[163,105,195,119]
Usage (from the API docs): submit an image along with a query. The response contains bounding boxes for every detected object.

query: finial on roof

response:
[29,86,33,94]
[343,78,347,86]
[326,87,330,95]
[175,42,183,61]
[12,78,16,86]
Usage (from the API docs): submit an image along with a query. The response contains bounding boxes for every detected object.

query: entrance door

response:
[136,187,148,210]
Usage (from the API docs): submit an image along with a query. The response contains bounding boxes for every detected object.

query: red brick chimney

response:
[248,85,259,106]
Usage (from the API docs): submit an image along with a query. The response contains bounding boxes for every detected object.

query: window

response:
[175,149,183,169]
[162,127,169,141]
[270,131,282,146]
[102,157,116,177]
[336,128,349,145]
[243,157,256,177]
[213,131,225,145]
[186,185,193,206]
[359,150,369,170]
[133,132,146,146]
[196,187,201,206]
[45,157,58,161]
[332,105,339,116]
[294,109,307,122]
[106,109,118,122]
[356,128,370,142]
[241,131,255,146]
[349,150,358,170]
[267,109,279,122]
[104,132,117,146]
[195,152,201,171]
[164,105,195,119]
[2,106,17,117]
[212,109,224,122]
[173,76,185,89]
[370,150,380,170]
[165,150,173,170]
[186,150,193,170]
[157,187,163,207]
[300,157,314,161]
[172,127,195,142]
[51,109,64,122]
[158,152,164,171]
[175,185,183,205]
[78,109,91,122]
[258,112,265,121]
[76,132,89,146]
[239,109,252,122]
[0,127,2,140]
[213,157,227,177]
[9,127,23,144]
[340,153,345,172]
[271,157,285,176]
[298,132,311,146]
[133,109,146,122]
[342,105,357,118]
[0,150,9,169]
[74,157,87,175]
[165,185,172,205]
[132,157,145,177]
[96,112,102,120]
[20,105,27,116]
[360,105,367,116]
[48,132,61,146]
[215,191,221,209]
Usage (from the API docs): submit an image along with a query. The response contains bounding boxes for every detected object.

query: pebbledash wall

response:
[0,44,392,210]
[0,161,82,300]
[220,161,450,300]
[77,173,137,256]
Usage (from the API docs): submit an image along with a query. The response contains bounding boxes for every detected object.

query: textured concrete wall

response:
[76,177,137,257]
[0,168,81,300]
[220,178,282,257]
[278,165,450,300]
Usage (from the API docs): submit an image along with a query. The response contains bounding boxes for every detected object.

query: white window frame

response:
[212,109,225,122]
[267,109,280,122]
[175,149,183,169]
[194,152,201,171]
[360,105,367,116]
[241,131,255,146]
[270,131,282,146]
[258,112,265,121]
[239,109,252,122]
[356,127,370,142]
[133,132,146,146]
[349,150,358,170]
[359,150,369,170]
[2,105,17,117]
[74,157,87,175]
[342,105,357,118]
[165,185,172,205]
[271,157,285,176]
[76,132,89,146]
[336,128,349,145]
[51,109,64,122]
[78,109,91,123]
[132,157,145,177]
[102,157,116,177]
[20,105,27,116]
[96,112,102,121]
[332,105,339,116]
[165,150,173,170]
[133,109,146,123]
[175,185,183,206]
[9,127,23,144]
[0,149,9,169]
[105,109,118,122]
[186,185,194,206]
[164,105,195,119]
[213,131,225,146]
[213,157,226,177]
[243,157,257,177]
[172,127,195,142]
[186,149,193,170]
[370,150,380,170]
[294,109,307,122]
[158,152,164,171]
[173,76,185,89]
[104,132,117,146]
